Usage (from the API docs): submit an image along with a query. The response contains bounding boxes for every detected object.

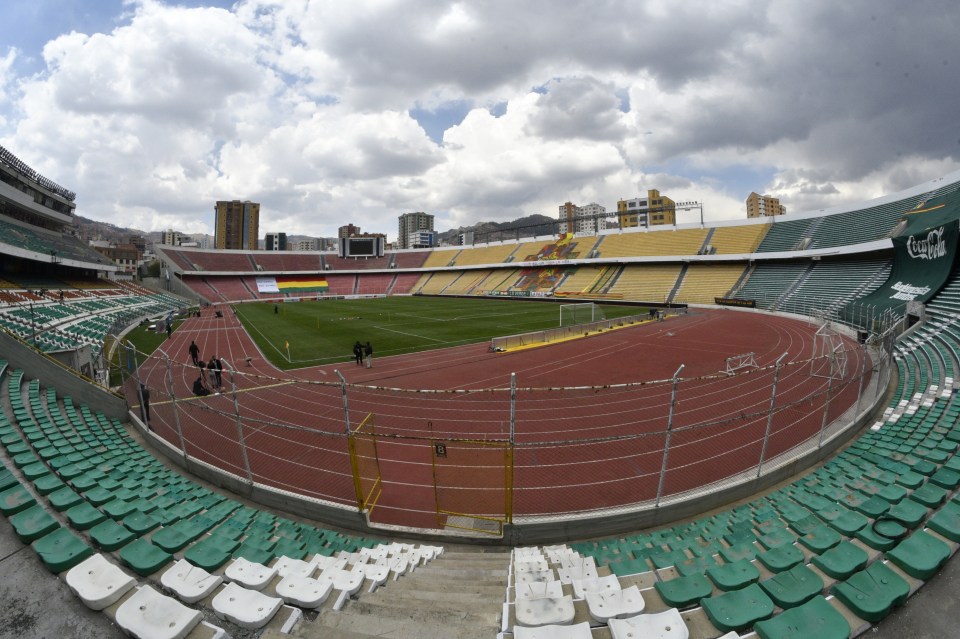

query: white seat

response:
[515,558,550,573]
[223,557,278,591]
[211,581,283,629]
[314,555,349,572]
[514,594,576,628]
[274,574,333,609]
[515,569,556,586]
[317,566,365,611]
[585,585,645,622]
[274,555,319,579]
[116,585,202,639]
[378,553,410,580]
[352,562,390,593]
[608,607,689,639]
[160,559,223,604]
[514,622,593,639]
[515,580,563,601]
[65,553,136,610]
[572,574,622,600]
[557,558,598,584]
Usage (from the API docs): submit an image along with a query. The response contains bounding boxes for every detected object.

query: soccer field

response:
[234,296,645,369]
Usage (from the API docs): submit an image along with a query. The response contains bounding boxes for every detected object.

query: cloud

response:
[0,0,958,242]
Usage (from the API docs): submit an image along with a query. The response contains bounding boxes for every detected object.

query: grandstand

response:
[8,157,960,637]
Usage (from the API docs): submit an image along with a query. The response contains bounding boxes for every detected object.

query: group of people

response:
[353,340,374,368]
[189,340,223,396]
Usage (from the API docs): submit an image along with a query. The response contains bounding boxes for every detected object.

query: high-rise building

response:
[397,212,434,249]
[264,232,287,251]
[214,200,260,250]
[338,224,360,238]
[558,202,606,235]
[295,239,317,251]
[617,189,677,228]
[746,192,786,218]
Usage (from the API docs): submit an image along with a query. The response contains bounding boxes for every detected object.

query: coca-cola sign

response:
[907,226,947,260]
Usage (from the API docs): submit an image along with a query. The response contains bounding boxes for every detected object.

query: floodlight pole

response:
[757,352,788,478]
[656,364,684,508]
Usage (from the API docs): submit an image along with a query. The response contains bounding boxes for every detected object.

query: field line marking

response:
[375,324,447,343]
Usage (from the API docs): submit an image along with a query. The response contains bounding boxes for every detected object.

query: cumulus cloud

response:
[0,0,958,241]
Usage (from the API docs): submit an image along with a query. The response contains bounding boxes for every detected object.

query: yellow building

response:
[746,192,786,218]
[616,189,676,228]
[214,200,260,250]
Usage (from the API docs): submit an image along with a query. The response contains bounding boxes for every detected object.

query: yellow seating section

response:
[607,265,681,302]
[710,224,770,254]
[598,229,708,258]
[673,264,746,304]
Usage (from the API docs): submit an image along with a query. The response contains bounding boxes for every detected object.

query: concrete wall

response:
[0,330,128,420]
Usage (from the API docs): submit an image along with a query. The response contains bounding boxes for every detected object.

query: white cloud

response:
[1,0,958,242]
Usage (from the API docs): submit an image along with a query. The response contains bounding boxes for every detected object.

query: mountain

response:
[436,214,559,245]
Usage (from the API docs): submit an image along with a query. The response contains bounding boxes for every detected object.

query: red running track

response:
[127,306,868,530]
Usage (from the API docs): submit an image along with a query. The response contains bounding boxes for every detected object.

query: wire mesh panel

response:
[432,439,512,535]
[348,413,382,513]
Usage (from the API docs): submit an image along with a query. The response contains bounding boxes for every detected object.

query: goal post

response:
[559,302,606,327]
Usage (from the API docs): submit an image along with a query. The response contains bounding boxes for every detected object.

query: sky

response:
[1,0,959,242]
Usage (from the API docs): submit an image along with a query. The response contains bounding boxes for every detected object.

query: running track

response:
[127,305,868,531]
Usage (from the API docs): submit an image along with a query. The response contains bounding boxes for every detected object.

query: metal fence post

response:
[509,373,517,445]
[656,364,684,508]
[156,347,188,463]
[221,358,253,483]
[335,370,350,434]
[817,350,838,448]
[853,344,867,419]
[757,352,788,478]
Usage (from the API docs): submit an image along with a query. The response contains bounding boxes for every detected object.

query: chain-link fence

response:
[114,332,889,533]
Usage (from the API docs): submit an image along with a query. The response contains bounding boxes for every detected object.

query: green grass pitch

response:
[234,296,645,369]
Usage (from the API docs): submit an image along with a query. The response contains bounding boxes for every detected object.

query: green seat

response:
[47,486,83,512]
[31,474,65,496]
[653,572,713,608]
[232,541,276,565]
[910,482,947,508]
[273,537,308,560]
[758,527,797,550]
[706,558,760,591]
[69,473,100,492]
[651,549,689,569]
[927,502,960,542]
[831,561,909,623]
[0,469,19,492]
[811,540,869,580]
[887,499,928,528]
[799,524,842,554]
[102,498,137,520]
[8,504,60,543]
[856,520,906,552]
[886,529,951,580]
[66,502,108,530]
[854,496,891,518]
[31,527,93,573]
[0,483,36,515]
[123,510,161,535]
[81,485,117,507]
[754,595,850,639]
[183,533,239,571]
[700,582,774,632]
[719,541,758,563]
[757,543,804,573]
[758,562,824,608]
[675,554,717,577]
[150,519,206,553]
[119,538,173,577]
[89,519,136,552]
[21,461,51,481]
[930,467,960,489]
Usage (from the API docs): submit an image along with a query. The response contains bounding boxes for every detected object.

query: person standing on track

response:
[213,356,223,388]
[189,340,200,366]
[353,341,363,366]
[364,341,373,369]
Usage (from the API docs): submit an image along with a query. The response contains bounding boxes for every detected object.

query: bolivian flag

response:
[276,276,329,293]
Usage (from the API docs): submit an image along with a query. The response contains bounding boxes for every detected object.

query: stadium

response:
[2,140,960,638]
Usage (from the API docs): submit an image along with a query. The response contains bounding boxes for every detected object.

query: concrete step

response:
[344,590,501,618]
[387,574,507,595]
[297,603,499,639]
[368,585,505,606]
